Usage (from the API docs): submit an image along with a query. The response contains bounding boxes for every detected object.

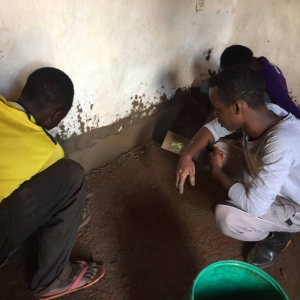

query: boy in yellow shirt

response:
[0,68,104,299]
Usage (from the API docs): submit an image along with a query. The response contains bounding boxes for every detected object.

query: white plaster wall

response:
[0,0,299,138]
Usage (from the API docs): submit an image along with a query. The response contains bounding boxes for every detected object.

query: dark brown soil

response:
[1,142,300,300]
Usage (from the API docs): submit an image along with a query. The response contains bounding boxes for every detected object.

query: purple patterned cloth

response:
[257,56,300,118]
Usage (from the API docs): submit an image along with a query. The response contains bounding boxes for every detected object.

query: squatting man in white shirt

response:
[176,65,300,268]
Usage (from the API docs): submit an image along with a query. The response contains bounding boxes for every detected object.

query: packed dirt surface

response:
[0,141,300,300]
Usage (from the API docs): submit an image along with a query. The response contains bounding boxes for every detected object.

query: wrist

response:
[211,167,223,178]
[181,152,193,160]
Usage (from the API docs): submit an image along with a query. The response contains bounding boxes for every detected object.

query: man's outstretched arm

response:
[176,127,214,194]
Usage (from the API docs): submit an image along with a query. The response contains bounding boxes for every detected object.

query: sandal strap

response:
[67,262,89,292]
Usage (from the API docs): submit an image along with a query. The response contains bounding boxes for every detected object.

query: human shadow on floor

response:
[115,186,201,300]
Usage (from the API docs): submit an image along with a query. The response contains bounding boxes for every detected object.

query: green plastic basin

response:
[186,260,289,300]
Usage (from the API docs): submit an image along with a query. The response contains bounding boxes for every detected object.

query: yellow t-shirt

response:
[0,95,64,202]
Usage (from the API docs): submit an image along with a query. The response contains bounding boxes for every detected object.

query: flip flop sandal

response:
[39,261,105,300]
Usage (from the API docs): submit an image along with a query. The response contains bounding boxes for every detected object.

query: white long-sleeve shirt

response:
[203,104,300,217]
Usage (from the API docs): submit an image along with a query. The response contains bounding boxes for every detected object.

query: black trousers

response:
[0,159,86,296]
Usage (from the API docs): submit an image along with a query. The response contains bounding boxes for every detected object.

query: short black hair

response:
[210,65,265,109]
[21,67,74,112]
[220,45,253,69]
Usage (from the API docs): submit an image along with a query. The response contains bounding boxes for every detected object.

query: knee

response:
[215,204,236,237]
[55,159,86,187]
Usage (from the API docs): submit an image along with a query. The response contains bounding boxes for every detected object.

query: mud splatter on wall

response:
[204,48,213,61]
[0,0,298,140]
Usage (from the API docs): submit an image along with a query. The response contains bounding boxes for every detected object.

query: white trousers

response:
[203,141,300,242]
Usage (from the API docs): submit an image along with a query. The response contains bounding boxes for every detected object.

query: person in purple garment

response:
[219,45,300,118]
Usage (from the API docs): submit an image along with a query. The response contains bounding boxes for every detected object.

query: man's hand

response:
[208,144,226,175]
[174,126,216,194]
[176,155,195,194]
[208,144,235,192]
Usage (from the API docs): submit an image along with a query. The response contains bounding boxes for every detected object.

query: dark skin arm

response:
[208,144,235,191]
[176,127,215,194]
